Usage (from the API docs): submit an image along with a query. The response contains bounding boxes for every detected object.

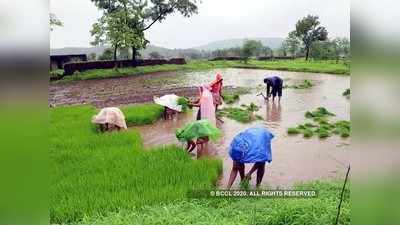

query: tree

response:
[91,0,199,62]
[98,48,114,60]
[50,13,63,31]
[284,31,301,57]
[91,10,133,61]
[88,53,97,61]
[149,51,162,59]
[309,41,336,60]
[294,15,328,60]
[241,40,264,63]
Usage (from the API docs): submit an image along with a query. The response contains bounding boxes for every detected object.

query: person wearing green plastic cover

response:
[176,120,221,156]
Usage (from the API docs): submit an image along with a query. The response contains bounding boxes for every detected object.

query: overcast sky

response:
[50,0,350,49]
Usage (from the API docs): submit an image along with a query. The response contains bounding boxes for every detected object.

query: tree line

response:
[51,9,349,62]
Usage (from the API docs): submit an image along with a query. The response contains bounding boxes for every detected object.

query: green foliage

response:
[288,107,350,139]
[98,48,115,60]
[222,93,240,104]
[90,0,198,59]
[287,127,301,135]
[177,97,190,112]
[149,51,162,59]
[74,180,350,225]
[285,79,314,89]
[304,107,335,118]
[222,87,251,104]
[49,69,64,79]
[343,88,350,98]
[294,15,328,60]
[50,13,63,31]
[50,105,222,223]
[218,103,261,123]
[241,40,264,62]
[121,103,164,126]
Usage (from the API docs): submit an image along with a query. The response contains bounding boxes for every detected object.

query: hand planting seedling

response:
[287,107,350,139]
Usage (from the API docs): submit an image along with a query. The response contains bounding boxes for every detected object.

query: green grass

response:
[74,180,350,225]
[50,105,222,223]
[287,107,350,139]
[53,59,349,83]
[120,103,164,126]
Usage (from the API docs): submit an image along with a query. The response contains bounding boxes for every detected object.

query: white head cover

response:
[153,94,182,112]
[92,107,128,129]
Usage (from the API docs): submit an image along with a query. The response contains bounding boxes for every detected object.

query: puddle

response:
[132,69,351,189]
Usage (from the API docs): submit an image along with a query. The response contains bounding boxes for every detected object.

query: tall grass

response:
[121,103,164,126]
[74,180,350,225]
[50,105,222,223]
[54,59,349,83]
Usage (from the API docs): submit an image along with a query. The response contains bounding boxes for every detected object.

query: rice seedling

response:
[222,87,251,105]
[218,103,261,123]
[222,93,240,104]
[305,107,336,118]
[287,127,301,135]
[50,105,222,223]
[121,103,164,126]
[302,128,314,138]
[74,180,350,225]
[342,88,350,98]
[285,79,314,89]
[177,97,190,112]
[288,107,350,139]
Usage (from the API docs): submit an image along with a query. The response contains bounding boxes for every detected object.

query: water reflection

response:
[266,101,282,122]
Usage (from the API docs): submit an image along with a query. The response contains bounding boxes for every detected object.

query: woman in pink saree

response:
[210,73,223,109]
[191,85,216,126]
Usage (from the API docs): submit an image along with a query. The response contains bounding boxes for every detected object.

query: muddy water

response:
[135,68,350,189]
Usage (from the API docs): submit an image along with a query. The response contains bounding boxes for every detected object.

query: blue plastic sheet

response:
[229,126,274,163]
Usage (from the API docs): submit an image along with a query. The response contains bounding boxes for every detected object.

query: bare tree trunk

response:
[305,47,310,61]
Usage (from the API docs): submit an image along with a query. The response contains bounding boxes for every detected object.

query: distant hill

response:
[50,45,198,58]
[50,37,285,58]
[193,37,284,51]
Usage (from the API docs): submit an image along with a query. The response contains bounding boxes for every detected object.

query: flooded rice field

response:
[50,68,350,188]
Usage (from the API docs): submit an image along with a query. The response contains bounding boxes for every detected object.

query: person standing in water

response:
[227,126,274,189]
[210,73,223,110]
[190,85,216,126]
[263,75,283,102]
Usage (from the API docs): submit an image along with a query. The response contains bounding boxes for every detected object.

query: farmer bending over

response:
[263,75,283,102]
[227,126,274,189]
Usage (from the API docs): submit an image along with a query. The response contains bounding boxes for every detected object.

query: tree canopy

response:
[50,13,63,31]
[90,0,199,61]
[241,40,264,62]
[294,15,328,60]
